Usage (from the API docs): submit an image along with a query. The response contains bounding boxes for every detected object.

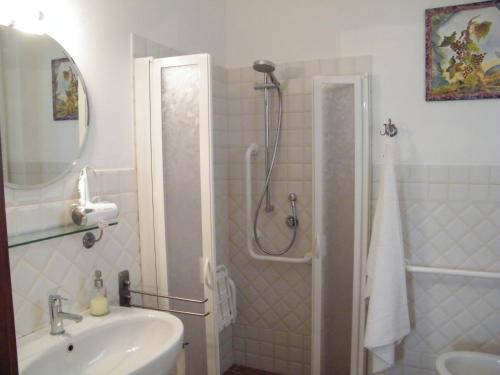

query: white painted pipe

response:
[245,144,312,264]
[406,265,500,280]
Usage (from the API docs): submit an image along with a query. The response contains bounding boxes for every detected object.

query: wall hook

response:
[381,118,398,137]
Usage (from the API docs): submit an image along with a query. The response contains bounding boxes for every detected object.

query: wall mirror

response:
[0,26,89,188]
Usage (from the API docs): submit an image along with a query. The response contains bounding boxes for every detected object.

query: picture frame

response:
[51,57,79,120]
[425,1,500,101]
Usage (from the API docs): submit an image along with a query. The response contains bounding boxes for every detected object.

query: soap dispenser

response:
[90,270,109,316]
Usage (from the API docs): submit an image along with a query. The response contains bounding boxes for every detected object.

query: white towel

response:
[364,138,410,373]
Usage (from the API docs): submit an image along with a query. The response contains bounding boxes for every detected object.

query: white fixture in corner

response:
[436,351,500,375]
[17,307,184,375]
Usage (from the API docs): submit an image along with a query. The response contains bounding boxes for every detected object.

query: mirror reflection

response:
[0,26,88,187]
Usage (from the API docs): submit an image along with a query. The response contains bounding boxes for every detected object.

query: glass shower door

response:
[150,54,219,375]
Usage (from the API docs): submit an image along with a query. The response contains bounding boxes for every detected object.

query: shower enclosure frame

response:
[311,75,371,375]
[134,54,220,375]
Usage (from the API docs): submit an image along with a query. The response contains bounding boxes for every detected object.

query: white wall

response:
[34,0,225,170]
[225,0,500,166]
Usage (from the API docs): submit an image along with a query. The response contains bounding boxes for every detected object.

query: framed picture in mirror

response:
[51,57,79,121]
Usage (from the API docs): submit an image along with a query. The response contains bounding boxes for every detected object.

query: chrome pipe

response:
[264,73,273,212]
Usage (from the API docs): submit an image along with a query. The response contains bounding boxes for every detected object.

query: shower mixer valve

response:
[286,215,298,228]
[286,193,299,228]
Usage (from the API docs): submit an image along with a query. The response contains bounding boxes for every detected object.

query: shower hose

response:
[253,83,298,256]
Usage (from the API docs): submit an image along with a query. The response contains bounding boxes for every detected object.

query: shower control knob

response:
[286,216,298,228]
[288,193,297,202]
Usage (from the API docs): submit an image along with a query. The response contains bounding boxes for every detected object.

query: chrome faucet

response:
[48,294,83,335]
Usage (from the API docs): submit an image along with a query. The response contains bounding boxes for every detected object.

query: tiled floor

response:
[223,365,282,375]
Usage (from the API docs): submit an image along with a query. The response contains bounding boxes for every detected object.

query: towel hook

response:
[380,118,398,137]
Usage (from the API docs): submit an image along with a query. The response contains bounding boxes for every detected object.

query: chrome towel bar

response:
[128,304,210,317]
[128,289,208,304]
[118,270,210,318]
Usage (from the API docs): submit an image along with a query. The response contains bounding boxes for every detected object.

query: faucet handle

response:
[49,294,68,304]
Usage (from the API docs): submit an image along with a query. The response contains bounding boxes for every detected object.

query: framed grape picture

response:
[426,1,500,101]
[51,58,79,120]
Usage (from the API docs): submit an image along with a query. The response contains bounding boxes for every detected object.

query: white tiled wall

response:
[226,62,312,375]
[226,57,371,374]
[374,165,500,375]
[7,161,69,186]
[7,168,141,338]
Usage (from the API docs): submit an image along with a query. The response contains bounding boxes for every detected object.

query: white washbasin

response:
[436,351,500,375]
[18,306,183,375]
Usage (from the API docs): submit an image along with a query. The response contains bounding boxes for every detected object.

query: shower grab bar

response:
[245,144,312,264]
[406,264,500,280]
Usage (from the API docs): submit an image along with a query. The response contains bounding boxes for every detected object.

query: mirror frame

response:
[0,26,90,190]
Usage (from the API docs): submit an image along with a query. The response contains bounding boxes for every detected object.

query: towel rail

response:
[406,264,500,280]
[118,270,210,317]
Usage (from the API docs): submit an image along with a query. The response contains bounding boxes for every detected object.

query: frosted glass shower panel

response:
[161,65,203,300]
[313,75,371,375]
[161,64,207,375]
[322,83,355,375]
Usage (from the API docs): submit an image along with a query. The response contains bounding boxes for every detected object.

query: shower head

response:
[253,59,280,86]
[253,59,276,73]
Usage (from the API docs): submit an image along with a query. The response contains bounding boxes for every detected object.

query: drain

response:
[67,344,74,352]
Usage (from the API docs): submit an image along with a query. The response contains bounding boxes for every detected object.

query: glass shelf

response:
[8,221,118,248]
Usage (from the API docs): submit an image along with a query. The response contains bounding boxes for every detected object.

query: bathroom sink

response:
[436,351,500,375]
[18,306,183,375]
